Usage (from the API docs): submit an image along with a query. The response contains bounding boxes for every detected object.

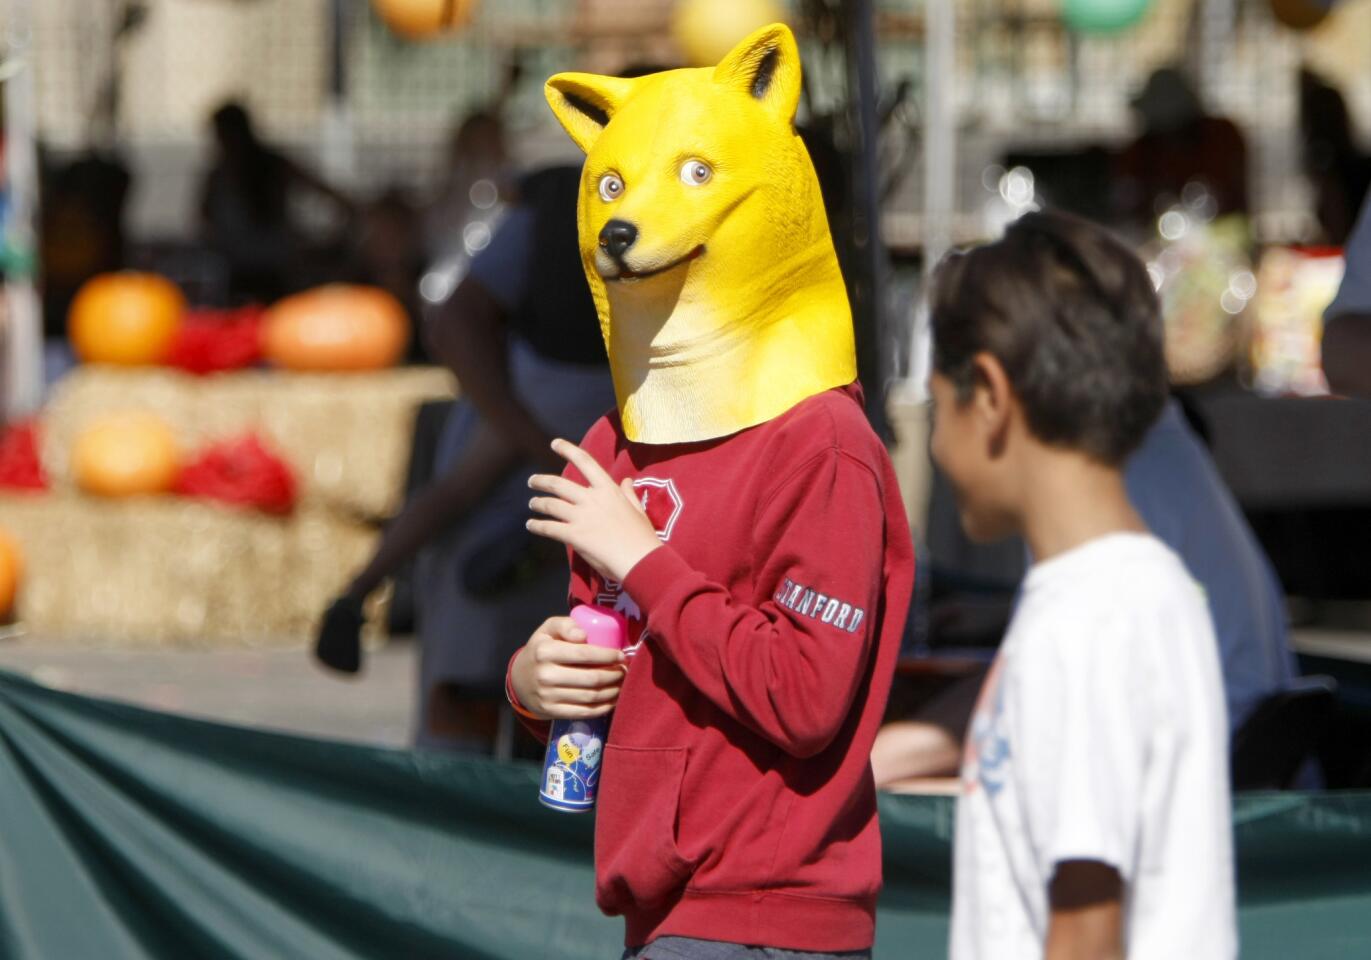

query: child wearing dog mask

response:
[505,23,914,959]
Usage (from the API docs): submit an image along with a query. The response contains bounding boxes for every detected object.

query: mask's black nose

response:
[599,220,638,260]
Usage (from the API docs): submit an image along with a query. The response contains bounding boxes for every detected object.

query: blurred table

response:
[1192,391,1371,509]
[1187,388,1371,600]
[897,649,992,678]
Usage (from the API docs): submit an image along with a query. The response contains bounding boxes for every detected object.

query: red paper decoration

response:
[164,305,265,375]
[175,434,298,515]
[0,421,49,491]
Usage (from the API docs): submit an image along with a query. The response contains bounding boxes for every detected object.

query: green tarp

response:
[1,668,1369,959]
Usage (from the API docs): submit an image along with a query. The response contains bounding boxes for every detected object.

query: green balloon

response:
[1062,0,1153,33]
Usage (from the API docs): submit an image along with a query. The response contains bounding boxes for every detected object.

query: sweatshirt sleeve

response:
[622,447,886,758]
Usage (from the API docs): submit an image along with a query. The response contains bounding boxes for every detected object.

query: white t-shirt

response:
[950,533,1237,960]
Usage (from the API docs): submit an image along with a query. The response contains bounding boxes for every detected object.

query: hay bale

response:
[42,366,455,521]
[0,492,386,647]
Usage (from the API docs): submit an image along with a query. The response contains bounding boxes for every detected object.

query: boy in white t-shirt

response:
[928,210,1237,959]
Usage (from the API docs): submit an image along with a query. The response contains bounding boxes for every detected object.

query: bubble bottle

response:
[538,604,627,812]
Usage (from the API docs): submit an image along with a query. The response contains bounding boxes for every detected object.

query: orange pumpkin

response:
[72,412,182,498]
[371,0,478,39]
[0,529,21,619]
[262,284,410,372]
[69,272,187,366]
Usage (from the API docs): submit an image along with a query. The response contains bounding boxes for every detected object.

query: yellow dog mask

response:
[545,23,856,445]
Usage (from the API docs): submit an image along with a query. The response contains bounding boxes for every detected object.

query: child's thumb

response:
[620,478,646,514]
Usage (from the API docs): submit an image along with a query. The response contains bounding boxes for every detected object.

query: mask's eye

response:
[679,160,712,186]
[598,173,624,202]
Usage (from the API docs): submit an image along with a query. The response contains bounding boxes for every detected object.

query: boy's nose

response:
[599,220,638,260]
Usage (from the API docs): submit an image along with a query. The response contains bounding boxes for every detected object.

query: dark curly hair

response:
[930,209,1167,465]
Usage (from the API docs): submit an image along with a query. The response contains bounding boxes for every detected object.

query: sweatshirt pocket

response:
[595,744,696,911]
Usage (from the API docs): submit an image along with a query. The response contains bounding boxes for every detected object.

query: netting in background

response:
[345,0,580,188]
[28,0,580,236]
[22,0,1371,237]
[872,0,1371,241]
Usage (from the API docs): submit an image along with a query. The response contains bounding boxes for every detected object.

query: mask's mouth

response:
[603,245,705,283]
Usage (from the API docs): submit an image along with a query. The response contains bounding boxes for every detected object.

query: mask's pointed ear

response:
[712,23,802,124]
[545,73,637,154]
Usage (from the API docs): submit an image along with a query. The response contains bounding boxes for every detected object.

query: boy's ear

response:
[712,23,803,124]
[971,352,1014,452]
[545,73,639,154]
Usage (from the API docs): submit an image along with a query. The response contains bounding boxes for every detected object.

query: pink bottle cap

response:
[570,604,629,651]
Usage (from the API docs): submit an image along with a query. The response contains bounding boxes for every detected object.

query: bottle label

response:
[539,717,608,813]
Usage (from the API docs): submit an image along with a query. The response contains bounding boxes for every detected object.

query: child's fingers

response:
[529,496,574,521]
[528,473,587,502]
[545,702,616,720]
[550,438,612,487]
[526,517,570,543]
[529,626,625,666]
[533,616,586,643]
[537,663,625,689]
[543,683,622,706]
[535,642,625,669]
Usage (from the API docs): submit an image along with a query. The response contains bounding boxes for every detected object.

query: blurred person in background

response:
[199,101,354,302]
[316,65,667,753]
[1114,67,1248,229]
[1322,192,1371,397]
[421,108,511,269]
[874,394,1296,789]
[40,152,131,345]
[1300,68,1371,247]
[421,56,521,269]
[347,187,429,362]
[316,163,613,752]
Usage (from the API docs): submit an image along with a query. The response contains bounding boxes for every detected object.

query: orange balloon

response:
[72,412,182,498]
[672,0,788,66]
[1269,0,1330,29]
[262,285,410,372]
[371,0,478,39]
[69,272,187,366]
[0,529,21,619]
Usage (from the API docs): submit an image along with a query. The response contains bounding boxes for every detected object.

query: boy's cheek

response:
[931,439,974,534]
[932,425,1007,543]
[938,461,987,541]
[930,414,971,496]
[928,406,956,473]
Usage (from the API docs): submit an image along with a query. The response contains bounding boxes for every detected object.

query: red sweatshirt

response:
[511,383,914,951]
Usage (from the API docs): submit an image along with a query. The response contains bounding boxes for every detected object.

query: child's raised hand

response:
[527,438,662,582]
[511,615,627,720]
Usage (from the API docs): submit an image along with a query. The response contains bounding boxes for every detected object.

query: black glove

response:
[315,594,366,675]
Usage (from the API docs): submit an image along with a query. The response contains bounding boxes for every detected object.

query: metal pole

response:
[3,0,45,417]
[906,0,956,400]
[1197,0,1234,109]
[320,0,357,185]
[846,0,892,440]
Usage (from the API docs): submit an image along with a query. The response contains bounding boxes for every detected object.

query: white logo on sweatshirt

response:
[773,577,866,634]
